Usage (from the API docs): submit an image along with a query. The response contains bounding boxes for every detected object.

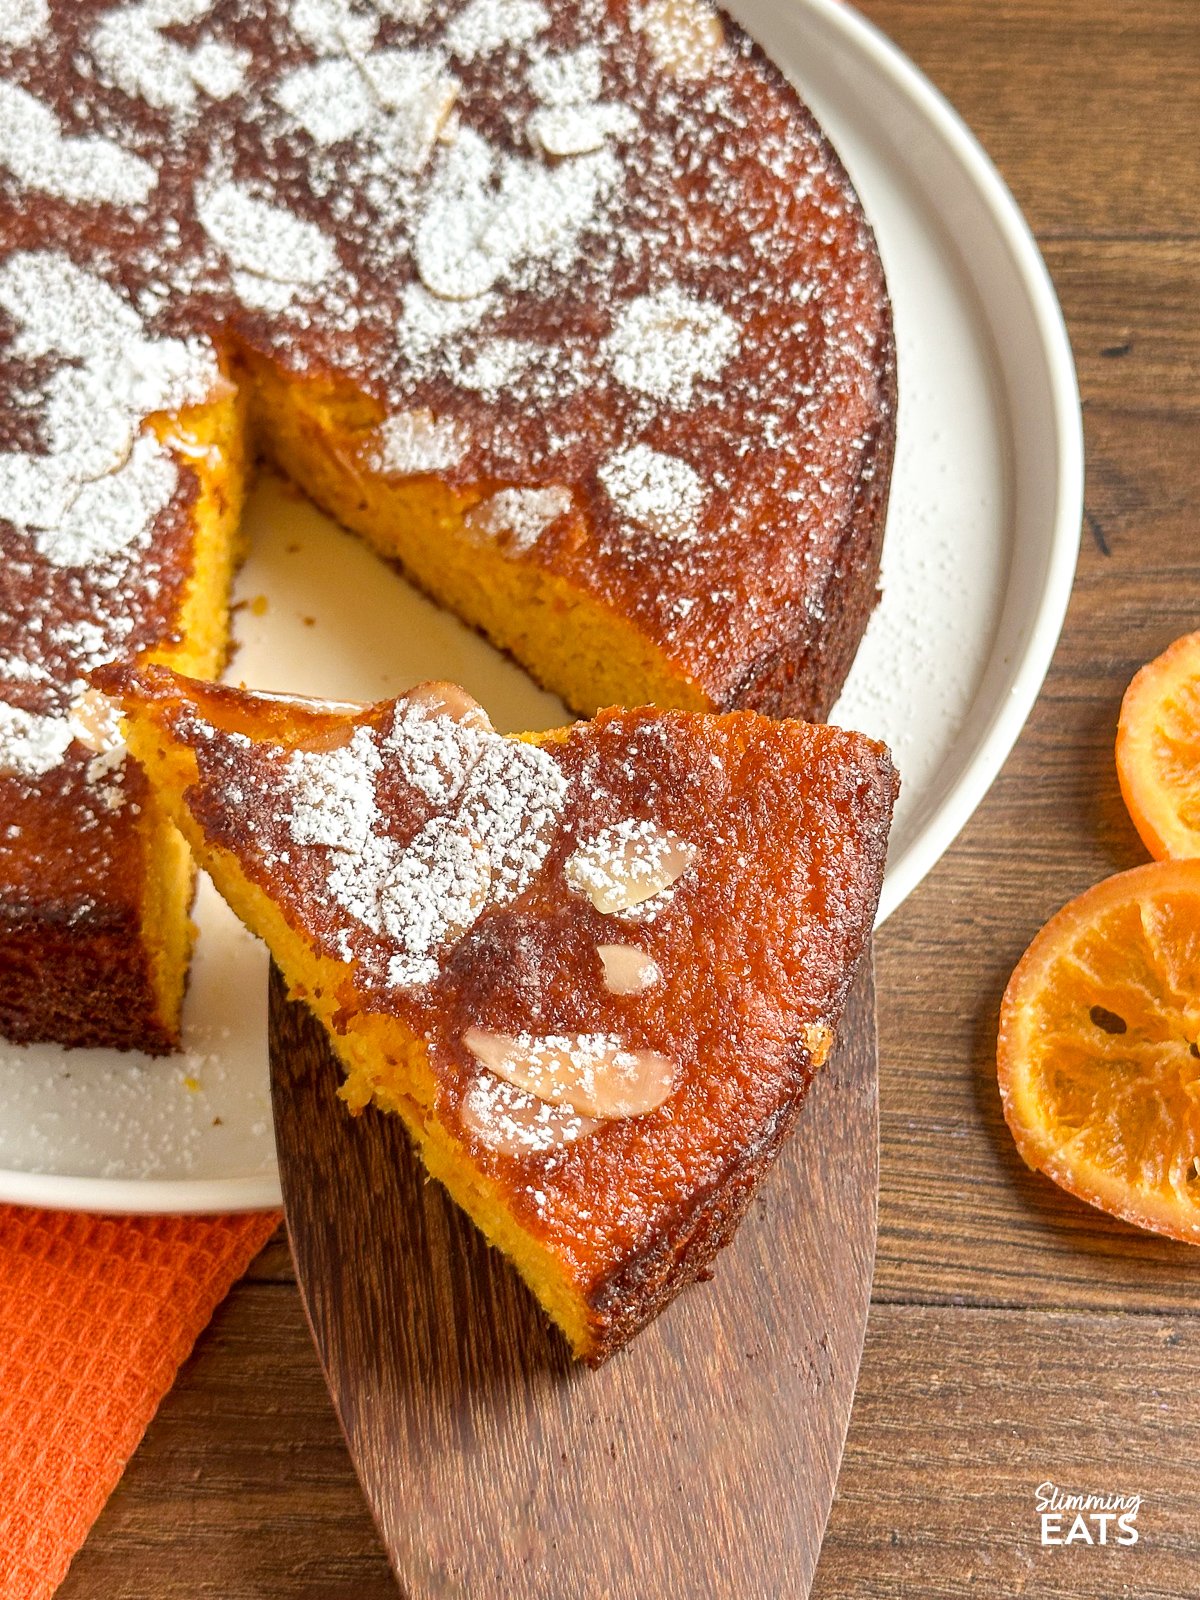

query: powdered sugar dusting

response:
[444,0,548,62]
[275,45,456,170]
[565,816,695,914]
[382,700,473,806]
[83,743,130,812]
[0,0,892,885]
[455,338,538,396]
[373,409,467,475]
[0,703,73,778]
[0,0,48,49]
[412,126,622,302]
[276,694,567,988]
[2,0,888,654]
[196,180,338,305]
[399,281,494,360]
[465,485,572,551]
[0,252,219,570]
[275,56,373,144]
[0,83,157,205]
[286,726,380,850]
[604,286,739,407]
[91,0,250,113]
[290,0,378,55]
[456,734,566,898]
[28,433,178,570]
[463,1026,675,1119]
[0,245,219,800]
[529,100,637,157]
[527,43,601,105]
[597,445,705,543]
[636,0,726,79]
[461,1072,596,1155]
[352,818,491,987]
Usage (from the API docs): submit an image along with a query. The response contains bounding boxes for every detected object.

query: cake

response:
[101,663,897,1359]
[0,0,895,1051]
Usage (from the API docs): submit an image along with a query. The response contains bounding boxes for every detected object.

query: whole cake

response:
[104,664,897,1359]
[0,0,895,1051]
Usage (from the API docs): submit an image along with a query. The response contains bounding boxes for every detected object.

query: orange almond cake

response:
[103,663,897,1358]
[0,0,894,1052]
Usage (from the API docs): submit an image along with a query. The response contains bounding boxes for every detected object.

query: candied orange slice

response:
[997,860,1200,1243]
[1117,630,1200,860]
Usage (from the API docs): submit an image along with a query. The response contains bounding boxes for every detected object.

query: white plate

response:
[0,0,1081,1214]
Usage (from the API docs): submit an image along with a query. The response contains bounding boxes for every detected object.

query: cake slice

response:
[101,663,897,1361]
[0,352,247,1052]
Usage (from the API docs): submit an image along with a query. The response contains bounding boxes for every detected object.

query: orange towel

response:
[0,1204,281,1598]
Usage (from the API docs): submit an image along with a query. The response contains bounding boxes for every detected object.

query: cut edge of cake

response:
[0,377,249,1053]
[247,356,719,722]
[133,379,252,1049]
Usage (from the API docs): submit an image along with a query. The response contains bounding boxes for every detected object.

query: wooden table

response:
[59,2,1200,1594]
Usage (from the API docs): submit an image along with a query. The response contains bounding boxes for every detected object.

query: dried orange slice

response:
[998,860,1200,1243]
[1117,629,1200,860]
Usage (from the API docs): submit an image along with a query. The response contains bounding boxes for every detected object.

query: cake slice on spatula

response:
[99,664,897,1362]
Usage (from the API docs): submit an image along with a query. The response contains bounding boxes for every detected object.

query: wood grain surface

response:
[267,959,876,1600]
[57,1,1200,1595]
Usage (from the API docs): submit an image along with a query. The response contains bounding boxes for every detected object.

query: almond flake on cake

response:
[603,286,739,407]
[0,0,49,49]
[465,485,572,550]
[91,0,249,113]
[0,83,157,205]
[596,444,706,543]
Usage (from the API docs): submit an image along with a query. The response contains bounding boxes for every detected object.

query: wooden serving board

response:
[268,952,878,1600]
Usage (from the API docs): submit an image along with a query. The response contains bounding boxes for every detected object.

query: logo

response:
[1035,1481,1142,1546]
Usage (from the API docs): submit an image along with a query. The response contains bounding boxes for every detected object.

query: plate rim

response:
[0,0,1082,1215]
[812,0,1083,926]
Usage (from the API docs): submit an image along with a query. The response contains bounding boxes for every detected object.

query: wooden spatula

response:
[268,948,878,1599]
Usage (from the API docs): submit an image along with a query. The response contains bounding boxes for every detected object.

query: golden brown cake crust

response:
[1,0,894,1049]
[103,664,896,1355]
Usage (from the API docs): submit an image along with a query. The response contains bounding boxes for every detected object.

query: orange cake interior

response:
[104,662,897,1359]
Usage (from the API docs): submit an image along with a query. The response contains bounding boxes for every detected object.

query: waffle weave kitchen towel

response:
[0,1204,280,1598]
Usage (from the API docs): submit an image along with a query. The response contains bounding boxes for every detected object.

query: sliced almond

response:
[161,425,220,467]
[290,706,377,755]
[529,102,638,158]
[638,0,725,79]
[379,820,493,988]
[565,819,695,915]
[403,680,492,730]
[246,688,369,715]
[463,1027,676,1120]
[363,63,458,172]
[67,688,123,754]
[465,485,572,553]
[460,1075,599,1158]
[372,408,466,475]
[597,943,661,995]
[438,826,494,940]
